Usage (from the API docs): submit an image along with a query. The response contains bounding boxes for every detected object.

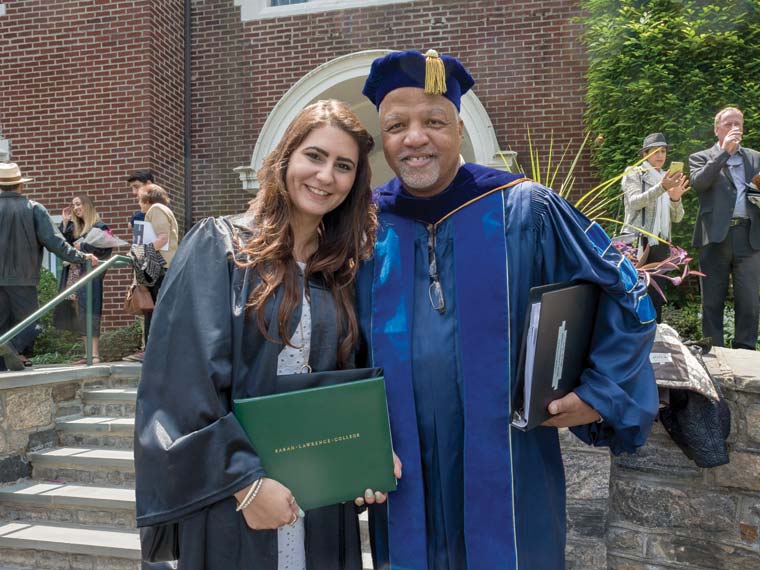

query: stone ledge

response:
[56,417,134,434]
[706,348,760,394]
[0,364,138,391]
[83,388,137,404]
[0,481,134,510]
[29,447,134,471]
[0,521,140,559]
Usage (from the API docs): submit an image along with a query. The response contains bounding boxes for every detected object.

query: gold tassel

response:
[424,49,447,96]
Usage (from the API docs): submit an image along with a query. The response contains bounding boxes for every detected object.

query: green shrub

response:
[33,269,81,360]
[662,297,702,341]
[99,320,142,362]
[582,0,760,251]
[32,269,142,364]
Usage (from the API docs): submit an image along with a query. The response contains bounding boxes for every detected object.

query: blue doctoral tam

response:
[362,49,475,111]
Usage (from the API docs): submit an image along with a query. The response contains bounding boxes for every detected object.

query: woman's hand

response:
[62,207,72,225]
[354,451,403,506]
[153,233,169,250]
[661,171,684,191]
[235,478,302,530]
[667,176,690,202]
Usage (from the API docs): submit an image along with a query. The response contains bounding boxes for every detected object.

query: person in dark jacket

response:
[134,100,398,569]
[0,163,98,371]
[57,194,113,364]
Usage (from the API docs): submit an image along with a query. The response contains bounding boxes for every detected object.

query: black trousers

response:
[646,242,671,324]
[0,285,42,369]
[699,221,760,350]
[143,272,165,347]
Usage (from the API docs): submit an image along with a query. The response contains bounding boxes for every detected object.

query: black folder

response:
[511,281,600,431]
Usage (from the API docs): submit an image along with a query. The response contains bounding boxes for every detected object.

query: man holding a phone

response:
[690,106,760,349]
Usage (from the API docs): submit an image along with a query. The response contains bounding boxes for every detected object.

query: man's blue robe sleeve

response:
[534,187,659,454]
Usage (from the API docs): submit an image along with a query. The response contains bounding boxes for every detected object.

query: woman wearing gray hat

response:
[621,132,690,321]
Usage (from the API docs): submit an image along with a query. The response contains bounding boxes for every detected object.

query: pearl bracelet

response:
[236,478,263,512]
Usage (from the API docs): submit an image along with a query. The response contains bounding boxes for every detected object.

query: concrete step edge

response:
[0,520,140,560]
[56,417,135,434]
[29,447,134,470]
[83,388,138,404]
[0,481,135,510]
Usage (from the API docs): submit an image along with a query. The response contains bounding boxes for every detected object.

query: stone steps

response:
[82,388,137,418]
[30,447,134,486]
[0,521,140,568]
[57,417,135,449]
[0,361,376,568]
[0,481,136,529]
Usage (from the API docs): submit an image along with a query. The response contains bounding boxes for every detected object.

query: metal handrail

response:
[0,255,133,366]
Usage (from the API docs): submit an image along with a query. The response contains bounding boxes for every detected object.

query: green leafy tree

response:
[582,0,760,248]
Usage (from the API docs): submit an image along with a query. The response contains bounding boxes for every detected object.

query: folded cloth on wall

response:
[649,324,730,468]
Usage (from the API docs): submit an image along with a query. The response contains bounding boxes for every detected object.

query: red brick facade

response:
[1,0,590,329]
[191,0,591,217]
[0,0,185,328]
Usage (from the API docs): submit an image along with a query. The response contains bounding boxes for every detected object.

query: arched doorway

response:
[237,50,513,193]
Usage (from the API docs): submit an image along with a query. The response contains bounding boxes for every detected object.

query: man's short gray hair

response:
[714,107,743,129]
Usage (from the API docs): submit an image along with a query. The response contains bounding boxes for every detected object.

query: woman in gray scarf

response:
[621,132,690,321]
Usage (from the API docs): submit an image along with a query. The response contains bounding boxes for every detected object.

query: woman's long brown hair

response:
[71,194,100,238]
[238,99,377,367]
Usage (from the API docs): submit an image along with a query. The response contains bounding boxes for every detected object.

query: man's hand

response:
[355,451,402,506]
[721,127,742,155]
[85,253,99,267]
[541,392,601,428]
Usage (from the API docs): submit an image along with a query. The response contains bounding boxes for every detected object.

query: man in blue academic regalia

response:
[356,49,659,569]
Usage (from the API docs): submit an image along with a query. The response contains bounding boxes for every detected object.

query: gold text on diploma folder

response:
[274,433,361,454]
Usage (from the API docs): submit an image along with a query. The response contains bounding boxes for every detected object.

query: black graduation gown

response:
[56,220,113,335]
[134,215,362,570]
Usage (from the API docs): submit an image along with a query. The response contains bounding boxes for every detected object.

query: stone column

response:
[485,150,518,173]
[233,165,258,195]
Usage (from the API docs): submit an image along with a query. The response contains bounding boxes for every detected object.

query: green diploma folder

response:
[233,376,397,511]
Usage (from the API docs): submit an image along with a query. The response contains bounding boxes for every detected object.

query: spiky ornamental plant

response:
[501,132,703,301]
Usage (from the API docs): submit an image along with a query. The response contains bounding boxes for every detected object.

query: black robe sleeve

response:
[135,217,263,527]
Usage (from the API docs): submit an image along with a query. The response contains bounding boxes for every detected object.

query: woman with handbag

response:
[133,184,179,354]
[135,100,398,569]
[621,132,690,322]
[57,194,115,364]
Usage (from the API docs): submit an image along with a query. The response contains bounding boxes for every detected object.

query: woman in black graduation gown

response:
[57,194,113,364]
[134,100,380,569]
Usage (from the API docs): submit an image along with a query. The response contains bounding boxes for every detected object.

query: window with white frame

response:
[234,0,417,21]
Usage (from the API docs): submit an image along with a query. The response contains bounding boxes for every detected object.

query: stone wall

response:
[0,367,134,484]
[563,347,760,569]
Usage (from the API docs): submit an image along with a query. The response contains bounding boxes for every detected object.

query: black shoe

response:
[0,343,25,371]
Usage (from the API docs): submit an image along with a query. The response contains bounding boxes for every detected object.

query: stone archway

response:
[236,50,514,192]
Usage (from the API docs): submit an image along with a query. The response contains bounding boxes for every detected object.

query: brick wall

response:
[149,0,186,230]
[2,0,590,331]
[0,0,185,329]
[190,0,592,219]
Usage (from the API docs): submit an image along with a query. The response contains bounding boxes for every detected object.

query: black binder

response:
[511,281,600,431]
